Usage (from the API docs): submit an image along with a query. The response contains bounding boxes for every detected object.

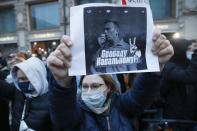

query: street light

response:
[173,32,180,39]
[32,54,36,57]
[52,41,56,46]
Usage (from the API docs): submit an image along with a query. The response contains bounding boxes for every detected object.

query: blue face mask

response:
[186,51,194,60]
[82,90,106,108]
[18,81,35,93]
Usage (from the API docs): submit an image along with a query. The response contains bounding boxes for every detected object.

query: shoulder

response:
[119,40,130,49]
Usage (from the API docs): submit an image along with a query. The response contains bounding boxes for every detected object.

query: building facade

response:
[0,0,64,57]
[0,0,196,56]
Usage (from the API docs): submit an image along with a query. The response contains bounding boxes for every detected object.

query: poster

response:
[69,3,159,76]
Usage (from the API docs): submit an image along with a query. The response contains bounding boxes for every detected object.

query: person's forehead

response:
[104,22,115,28]
[82,75,105,84]
[17,69,27,78]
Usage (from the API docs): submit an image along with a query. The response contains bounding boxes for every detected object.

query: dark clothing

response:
[169,39,192,68]
[0,70,9,80]
[49,73,161,131]
[0,80,53,131]
[160,50,197,128]
[117,74,127,93]
[0,68,10,131]
[0,96,10,131]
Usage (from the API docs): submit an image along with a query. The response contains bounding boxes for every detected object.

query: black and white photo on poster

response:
[84,7,147,75]
[69,3,159,76]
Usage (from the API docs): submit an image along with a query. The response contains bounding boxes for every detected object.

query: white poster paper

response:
[69,3,160,76]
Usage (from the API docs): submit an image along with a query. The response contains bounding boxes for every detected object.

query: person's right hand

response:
[47,35,73,86]
[97,34,106,47]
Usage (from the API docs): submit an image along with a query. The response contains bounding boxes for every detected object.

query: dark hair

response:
[79,75,120,93]
[0,59,7,67]
[169,38,192,68]
[104,20,119,30]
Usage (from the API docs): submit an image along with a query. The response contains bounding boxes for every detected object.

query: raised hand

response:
[47,35,73,86]
[152,29,174,71]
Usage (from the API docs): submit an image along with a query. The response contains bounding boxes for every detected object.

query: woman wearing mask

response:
[47,30,174,131]
[0,57,55,131]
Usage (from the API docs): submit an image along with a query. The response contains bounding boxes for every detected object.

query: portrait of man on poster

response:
[83,7,147,75]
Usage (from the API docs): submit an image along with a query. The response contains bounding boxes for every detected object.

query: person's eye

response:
[22,77,28,81]
[82,85,88,89]
[91,84,101,89]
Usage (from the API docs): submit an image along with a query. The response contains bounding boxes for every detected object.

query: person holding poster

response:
[47,29,174,131]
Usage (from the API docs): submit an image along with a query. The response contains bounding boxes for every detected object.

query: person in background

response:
[6,55,25,128]
[47,29,174,131]
[25,50,32,59]
[0,52,9,80]
[0,52,10,131]
[160,39,197,130]
[0,57,55,131]
[6,56,25,83]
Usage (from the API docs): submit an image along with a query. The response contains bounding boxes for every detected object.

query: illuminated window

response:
[75,0,111,5]
[0,8,16,33]
[150,0,176,19]
[30,1,59,29]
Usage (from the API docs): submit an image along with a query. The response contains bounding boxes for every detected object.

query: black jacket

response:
[0,80,54,131]
[161,50,197,122]
[0,96,10,131]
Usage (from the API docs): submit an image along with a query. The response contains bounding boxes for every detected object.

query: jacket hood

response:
[11,57,48,97]
[170,39,192,68]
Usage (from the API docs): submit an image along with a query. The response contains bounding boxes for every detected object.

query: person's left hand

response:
[152,29,174,71]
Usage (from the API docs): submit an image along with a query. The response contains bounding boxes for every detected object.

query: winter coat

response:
[0,67,10,131]
[0,96,10,131]
[0,57,53,131]
[49,73,161,131]
[160,50,197,124]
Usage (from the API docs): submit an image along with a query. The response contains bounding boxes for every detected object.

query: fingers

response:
[98,34,106,45]
[47,35,73,70]
[61,35,73,47]
[152,29,161,41]
[158,43,173,56]
[152,34,167,53]
[152,39,170,56]
[46,35,74,86]
[47,52,64,67]
[57,43,72,62]
[151,30,174,70]
[158,43,174,65]
[98,37,105,42]
[158,43,174,71]
[100,34,106,38]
